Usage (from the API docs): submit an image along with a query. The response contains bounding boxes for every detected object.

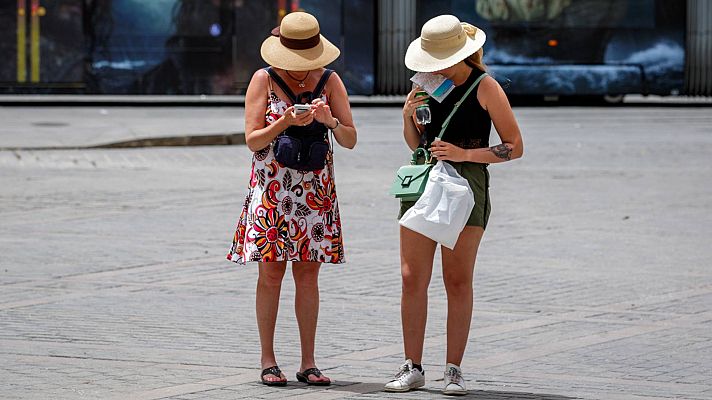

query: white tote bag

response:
[399,161,475,249]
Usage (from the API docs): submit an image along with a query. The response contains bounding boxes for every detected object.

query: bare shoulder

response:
[479,74,503,96]
[245,69,271,106]
[326,70,345,88]
[477,74,506,109]
[249,69,269,86]
[325,71,348,96]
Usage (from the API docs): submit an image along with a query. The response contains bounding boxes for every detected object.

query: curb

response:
[0,132,245,151]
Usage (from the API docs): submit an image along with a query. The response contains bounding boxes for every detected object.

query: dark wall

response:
[1,0,84,91]
[0,2,16,84]
[1,0,376,95]
[417,0,686,95]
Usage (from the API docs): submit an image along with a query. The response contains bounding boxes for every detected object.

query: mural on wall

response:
[88,0,245,94]
[87,0,375,95]
[300,0,376,95]
[420,0,685,95]
[1,0,684,96]
[2,0,374,95]
[40,0,85,84]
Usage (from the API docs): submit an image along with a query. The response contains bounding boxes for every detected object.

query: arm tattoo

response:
[490,144,512,160]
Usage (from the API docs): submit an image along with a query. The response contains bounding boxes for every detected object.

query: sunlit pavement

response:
[1,106,711,399]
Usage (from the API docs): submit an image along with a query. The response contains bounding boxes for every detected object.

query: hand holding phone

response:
[294,104,311,115]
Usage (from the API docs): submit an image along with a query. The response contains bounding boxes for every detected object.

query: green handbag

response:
[389,148,434,202]
[389,73,488,202]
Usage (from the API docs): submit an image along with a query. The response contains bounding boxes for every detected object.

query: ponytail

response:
[463,48,486,72]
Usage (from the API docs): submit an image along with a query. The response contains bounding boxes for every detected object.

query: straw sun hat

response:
[260,12,340,72]
[405,15,486,72]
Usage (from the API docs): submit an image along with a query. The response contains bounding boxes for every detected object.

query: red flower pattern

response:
[252,206,289,261]
[306,174,337,224]
[227,88,344,264]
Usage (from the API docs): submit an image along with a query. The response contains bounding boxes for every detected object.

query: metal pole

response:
[17,0,26,83]
[30,0,41,83]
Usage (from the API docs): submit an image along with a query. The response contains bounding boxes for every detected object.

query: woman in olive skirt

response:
[384,15,524,396]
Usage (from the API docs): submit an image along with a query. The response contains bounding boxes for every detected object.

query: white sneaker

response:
[383,359,425,392]
[443,363,467,396]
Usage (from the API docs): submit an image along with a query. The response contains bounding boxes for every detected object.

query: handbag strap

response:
[436,72,489,140]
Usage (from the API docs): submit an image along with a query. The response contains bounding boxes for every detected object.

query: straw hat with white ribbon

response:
[405,15,486,72]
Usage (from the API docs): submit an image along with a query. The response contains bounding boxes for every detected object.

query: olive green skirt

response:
[398,162,491,229]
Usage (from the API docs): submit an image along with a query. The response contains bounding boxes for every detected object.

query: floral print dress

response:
[227,88,345,265]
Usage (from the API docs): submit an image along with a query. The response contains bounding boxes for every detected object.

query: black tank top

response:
[424,68,491,149]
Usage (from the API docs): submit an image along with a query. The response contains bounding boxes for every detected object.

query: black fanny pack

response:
[267,67,333,171]
[273,128,330,171]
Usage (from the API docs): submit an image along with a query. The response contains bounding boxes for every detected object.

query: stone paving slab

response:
[1,107,712,399]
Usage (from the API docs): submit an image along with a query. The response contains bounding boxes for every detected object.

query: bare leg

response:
[441,226,484,366]
[257,261,287,382]
[292,261,330,383]
[400,226,437,364]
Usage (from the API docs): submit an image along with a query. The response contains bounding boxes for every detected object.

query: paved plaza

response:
[1,105,711,399]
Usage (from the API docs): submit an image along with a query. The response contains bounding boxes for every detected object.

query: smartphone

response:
[294,104,311,115]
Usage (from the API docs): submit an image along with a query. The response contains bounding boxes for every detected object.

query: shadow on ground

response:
[304,381,580,399]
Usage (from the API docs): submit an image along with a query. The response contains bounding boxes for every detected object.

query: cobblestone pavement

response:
[1,107,711,399]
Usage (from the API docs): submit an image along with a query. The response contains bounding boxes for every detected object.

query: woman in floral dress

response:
[227,12,356,386]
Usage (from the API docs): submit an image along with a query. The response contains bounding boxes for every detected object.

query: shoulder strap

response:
[312,69,333,99]
[265,67,297,104]
[262,68,274,93]
[437,72,489,140]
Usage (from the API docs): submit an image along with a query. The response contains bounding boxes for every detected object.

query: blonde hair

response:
[464,48,486,71]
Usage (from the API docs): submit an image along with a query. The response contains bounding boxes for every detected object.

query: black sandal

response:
[296,367,331,386]
[261,366,287,386]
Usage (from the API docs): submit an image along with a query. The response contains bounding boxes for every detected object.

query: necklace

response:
[285,70,310,88]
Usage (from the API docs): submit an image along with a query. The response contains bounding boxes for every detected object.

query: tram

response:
[1,0,709,97]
